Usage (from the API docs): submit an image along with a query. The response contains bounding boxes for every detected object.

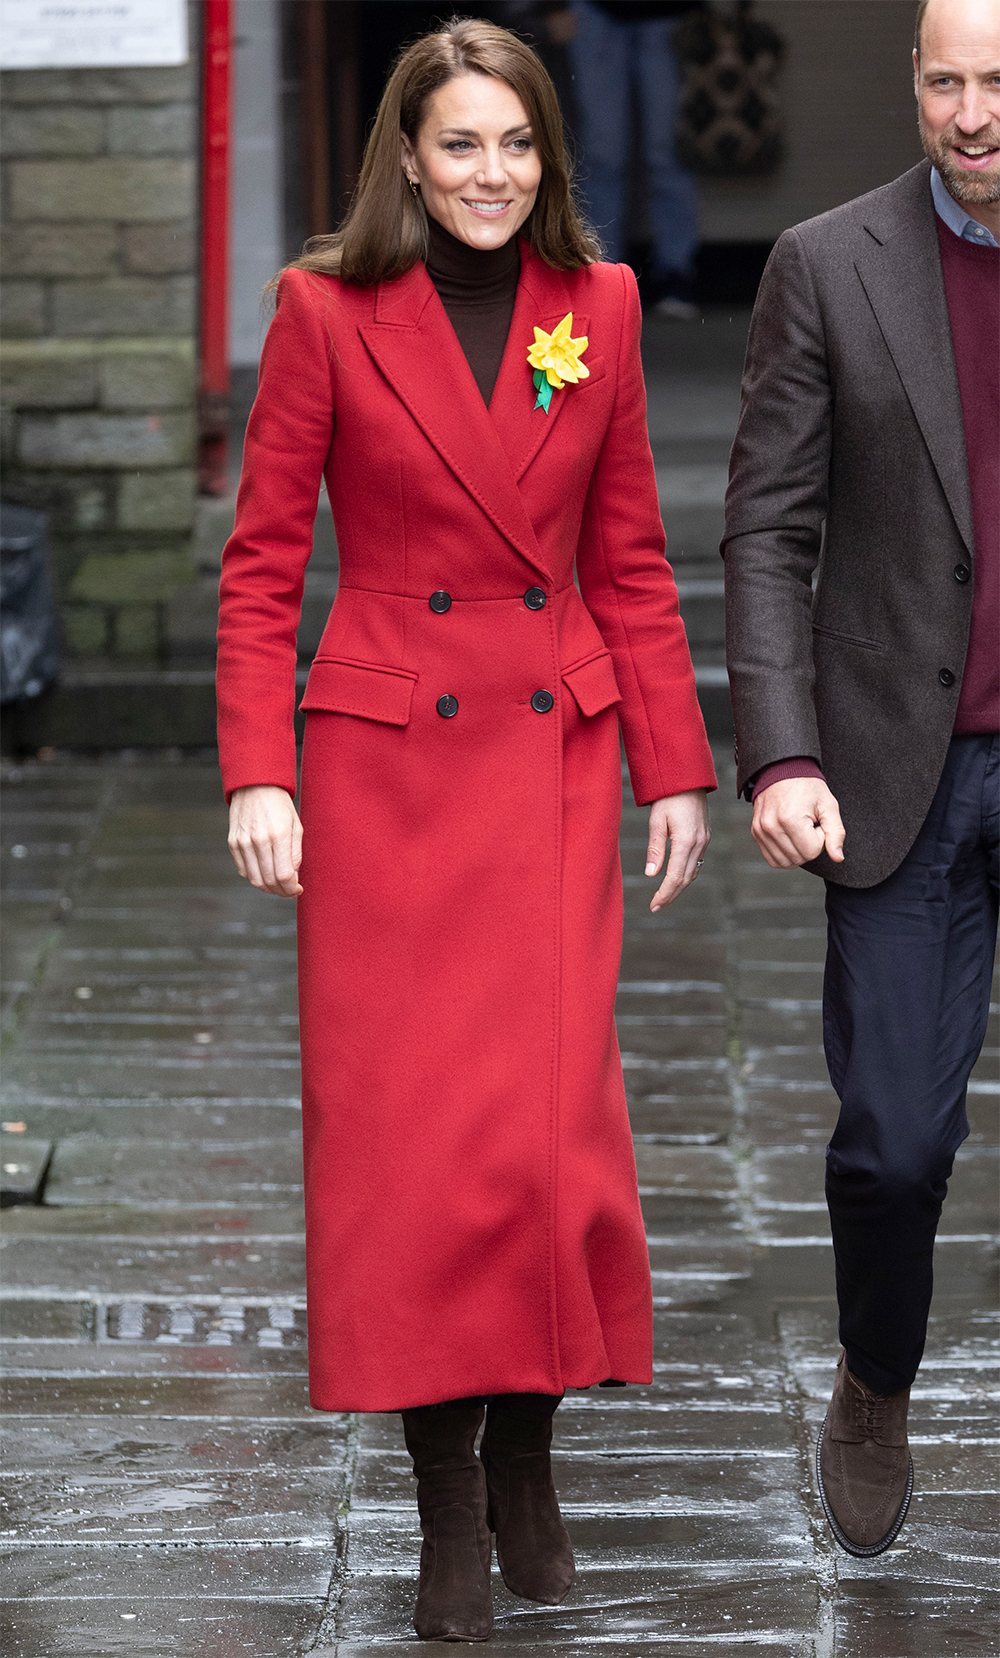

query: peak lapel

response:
[855,170,973,554]
[358,263,548,578]
[489,249,583,483]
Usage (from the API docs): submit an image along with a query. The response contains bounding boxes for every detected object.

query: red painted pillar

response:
[199,0,232,496]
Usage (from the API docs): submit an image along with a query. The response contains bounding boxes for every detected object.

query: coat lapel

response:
[487,249,584,483]
[854,163,973,554]
[358,262,550,578]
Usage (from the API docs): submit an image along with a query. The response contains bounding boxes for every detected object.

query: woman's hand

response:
[228,785,303,897]
[644,790,711,911]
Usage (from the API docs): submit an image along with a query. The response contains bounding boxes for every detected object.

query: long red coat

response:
[217,246,716,1412]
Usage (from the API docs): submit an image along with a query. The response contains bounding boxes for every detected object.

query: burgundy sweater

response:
[938,218,999,735]
[752,212,1000,801]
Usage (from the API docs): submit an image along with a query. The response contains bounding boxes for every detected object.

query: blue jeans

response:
[823,735,999,1395]
[569,0,699,274]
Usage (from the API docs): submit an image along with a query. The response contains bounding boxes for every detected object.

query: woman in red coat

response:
[218,17,715,1643]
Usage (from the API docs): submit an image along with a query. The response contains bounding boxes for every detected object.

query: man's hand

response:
[752,777,845,869]
[645,790,711,911]
[228,785,303,896]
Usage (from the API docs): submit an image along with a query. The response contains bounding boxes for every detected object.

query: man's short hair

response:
[914,0,930,54]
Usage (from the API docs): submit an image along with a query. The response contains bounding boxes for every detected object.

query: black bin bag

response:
[0,504,60,704]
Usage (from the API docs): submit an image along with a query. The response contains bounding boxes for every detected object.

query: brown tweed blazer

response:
[723,160,976,889]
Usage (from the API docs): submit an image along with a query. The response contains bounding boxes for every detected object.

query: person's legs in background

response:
[567,1,631,261]
[634,15,700,317]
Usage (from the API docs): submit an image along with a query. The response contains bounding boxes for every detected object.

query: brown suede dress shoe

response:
[817,1351,913,1557]
[480,1392,576,1605]
[401,1402,493,1642]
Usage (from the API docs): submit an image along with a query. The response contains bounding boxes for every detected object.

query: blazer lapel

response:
[358,263,549,578]
[488,248,583,483]
[854,164,973,554]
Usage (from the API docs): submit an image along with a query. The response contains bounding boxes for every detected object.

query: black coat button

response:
[531,689,554,713]
[939,668,956,688]
[436,694,459,718]
[954,564,971,584]
[524,587,547,610]
[429,591,452,613]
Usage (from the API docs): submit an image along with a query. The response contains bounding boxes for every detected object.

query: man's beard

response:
[919,112,1000,206]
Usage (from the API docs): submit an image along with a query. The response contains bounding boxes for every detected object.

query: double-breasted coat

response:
[217,245,716,1412]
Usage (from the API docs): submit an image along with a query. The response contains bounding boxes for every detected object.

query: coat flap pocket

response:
[561,650,621,717]
[299,657,417,725]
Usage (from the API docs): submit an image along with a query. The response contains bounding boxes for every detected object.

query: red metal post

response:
[199,0,232,495]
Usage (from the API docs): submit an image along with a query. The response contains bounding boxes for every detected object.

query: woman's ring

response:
[695,860,704,867]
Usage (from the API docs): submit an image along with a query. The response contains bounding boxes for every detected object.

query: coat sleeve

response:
[576,262,717,807]
[216,269,335,801]
[722,228,831,799]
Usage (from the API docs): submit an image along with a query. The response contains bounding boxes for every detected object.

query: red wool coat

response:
[217,246,716,1412]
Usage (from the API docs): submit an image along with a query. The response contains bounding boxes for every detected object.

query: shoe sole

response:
[815,1413,914,1558]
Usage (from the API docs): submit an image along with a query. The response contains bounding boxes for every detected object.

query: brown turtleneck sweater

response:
[425,215,521,407]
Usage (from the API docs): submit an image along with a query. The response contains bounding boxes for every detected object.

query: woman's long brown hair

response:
[277,15,601,288]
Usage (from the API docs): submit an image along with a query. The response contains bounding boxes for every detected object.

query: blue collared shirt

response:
[931,166,1000,247]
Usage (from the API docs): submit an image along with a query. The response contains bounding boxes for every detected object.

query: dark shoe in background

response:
[481,1392,576,1605]
[817,1350,913,1557]
[401,1401,493,1642]
[651,268,701,321]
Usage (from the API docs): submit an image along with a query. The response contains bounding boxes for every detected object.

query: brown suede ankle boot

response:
[817,1351,913,1557]
[401,1401,493,1643]
[480,1392,575,1604]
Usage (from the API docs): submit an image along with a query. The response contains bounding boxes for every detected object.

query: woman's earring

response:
[407,176,419,197]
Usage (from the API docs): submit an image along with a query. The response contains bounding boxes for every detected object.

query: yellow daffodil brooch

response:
[527,313,589,413]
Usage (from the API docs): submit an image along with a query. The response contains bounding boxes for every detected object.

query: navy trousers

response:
[823,734,999,1396]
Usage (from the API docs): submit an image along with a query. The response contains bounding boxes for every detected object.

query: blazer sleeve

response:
[576,262,716,806]
[722,228,831,799]
[216,269,335,801]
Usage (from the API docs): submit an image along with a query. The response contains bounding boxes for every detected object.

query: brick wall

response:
[0,54,198,662]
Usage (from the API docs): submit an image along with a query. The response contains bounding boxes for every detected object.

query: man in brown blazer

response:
[724,0,998,1558]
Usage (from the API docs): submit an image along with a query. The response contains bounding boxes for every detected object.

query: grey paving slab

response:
[831,1581,997,1658]
[0,1100,304,1140]
[334,1569,821,1654]
[1,1197,304,1234]
[43,1134,304,1206]
[0,1373,319,1417]
[1,1541,336,1598]
[2,1414,349,1472]
[5,1467,348,1543]
[2,1600,325,1658]
[0,1341,310,1378]
[1,1233,307,1295]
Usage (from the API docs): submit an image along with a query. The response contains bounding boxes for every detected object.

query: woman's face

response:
[401,72,543,250]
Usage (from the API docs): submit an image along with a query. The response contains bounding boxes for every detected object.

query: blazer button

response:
[531,689,554,713]
[524,587,547,610]
[429,591,452,613]
[954,564,971,584]
[939,668,956,688]
[436,694,459,718]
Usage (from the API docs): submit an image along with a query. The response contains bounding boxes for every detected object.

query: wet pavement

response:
[1,744,997,1657]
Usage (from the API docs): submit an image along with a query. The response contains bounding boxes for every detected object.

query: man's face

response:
[915,0,1000,207]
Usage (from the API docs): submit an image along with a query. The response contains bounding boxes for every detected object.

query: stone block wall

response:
[0,58,199,661]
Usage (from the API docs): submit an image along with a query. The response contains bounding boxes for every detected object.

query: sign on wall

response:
[0,0,188,68]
